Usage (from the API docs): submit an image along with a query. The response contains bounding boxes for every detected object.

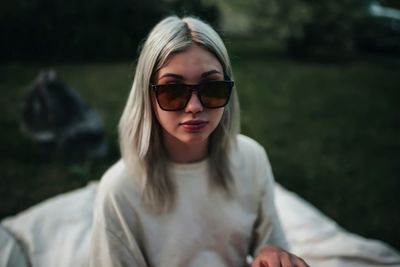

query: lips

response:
[180,119,209,131]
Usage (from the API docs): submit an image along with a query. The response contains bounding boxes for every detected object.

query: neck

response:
[163,134,208,164]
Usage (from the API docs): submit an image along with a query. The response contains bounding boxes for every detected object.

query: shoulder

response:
[95,159,141,214]
[236,134,266,154]
[92,160,144,251]
[231,134,275,189]
[234,134,269,166]
[98,159,134,193]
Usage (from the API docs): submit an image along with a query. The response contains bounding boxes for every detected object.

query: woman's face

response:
[152,45,225,151]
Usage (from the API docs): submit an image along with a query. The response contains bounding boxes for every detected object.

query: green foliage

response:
[0,0,376,60]
[217,0,312,40]
[288,0,366,55]
[216,0,367,55]
[163,0,220,26]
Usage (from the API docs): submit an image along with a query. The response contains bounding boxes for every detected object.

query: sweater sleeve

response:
[88,162,148,267]
[89,221,147,267]
[249,145,289,256]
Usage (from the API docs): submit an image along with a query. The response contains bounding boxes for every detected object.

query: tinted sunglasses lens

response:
[201,81,233,108]
[156,84,190,111]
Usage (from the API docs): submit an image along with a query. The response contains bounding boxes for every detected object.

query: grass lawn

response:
[1,52,399,250]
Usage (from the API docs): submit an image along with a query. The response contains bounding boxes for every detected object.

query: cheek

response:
[154,105,180,132]
[210,108,225,128]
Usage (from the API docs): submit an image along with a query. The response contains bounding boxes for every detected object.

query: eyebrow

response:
[158,70,222,80]
[158,73,184,80]
[201,70,222,78]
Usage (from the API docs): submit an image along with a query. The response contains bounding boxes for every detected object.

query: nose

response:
[184,91,203,113]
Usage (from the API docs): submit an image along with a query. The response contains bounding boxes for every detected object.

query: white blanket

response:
[1,182,399,267]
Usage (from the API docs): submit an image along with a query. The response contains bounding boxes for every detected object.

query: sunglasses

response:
[151,80,234,111]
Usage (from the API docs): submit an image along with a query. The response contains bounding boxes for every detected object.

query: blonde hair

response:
[119,16,240,212]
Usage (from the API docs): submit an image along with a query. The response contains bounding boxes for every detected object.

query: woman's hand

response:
[251,245,309,267]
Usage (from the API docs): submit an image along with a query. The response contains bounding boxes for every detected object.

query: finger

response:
[251,259,258,267]
[251,258,265,267]
[293,256,309,267]
[264,257,282,267]
[280,252,294,267]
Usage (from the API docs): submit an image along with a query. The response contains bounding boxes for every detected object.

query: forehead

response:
[156,45,223,80]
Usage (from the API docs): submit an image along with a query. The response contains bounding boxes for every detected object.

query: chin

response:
[179,133,210,145]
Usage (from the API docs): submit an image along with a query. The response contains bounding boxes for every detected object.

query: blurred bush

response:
[0,0,219,61]
[287,1,366,56]
[1,0,399,61]
[354,1,400,53]
[215,0,400,58]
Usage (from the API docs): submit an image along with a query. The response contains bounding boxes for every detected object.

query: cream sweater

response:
[89,134,287,267]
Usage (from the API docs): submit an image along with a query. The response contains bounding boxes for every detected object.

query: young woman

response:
[89,16,308,267]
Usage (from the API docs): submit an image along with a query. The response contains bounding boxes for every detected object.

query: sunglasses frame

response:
[151,80,234,111]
